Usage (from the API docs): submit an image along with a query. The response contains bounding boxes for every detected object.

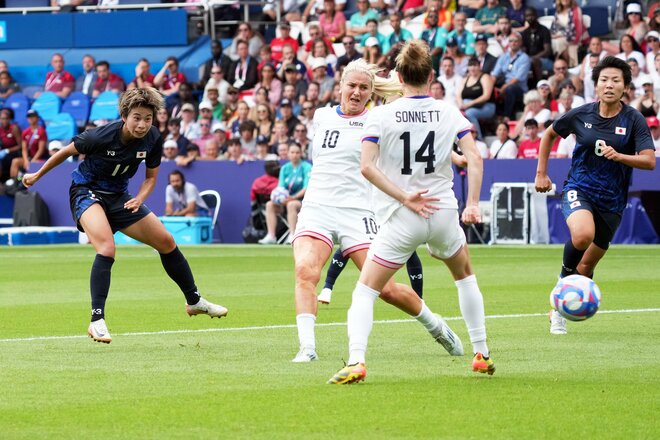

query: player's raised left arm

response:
[601,147,655,170]
[125,166,159,213]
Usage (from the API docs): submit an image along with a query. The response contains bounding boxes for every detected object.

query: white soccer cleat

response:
[186,297,228,319]
[258,234,277,245]
[88,318,112,344]
[317,288,333,304]
[549,309,567,335]
[431,315,464,356]
[291,347,319,363]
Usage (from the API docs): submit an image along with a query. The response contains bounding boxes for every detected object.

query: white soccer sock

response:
[347,282,379,365]
[455,275,489,357]
[296,313,316,351]
[415,301,440,334]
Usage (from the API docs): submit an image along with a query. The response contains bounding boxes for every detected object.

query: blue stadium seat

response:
[526,0,556,16]
[118,0,162,4]
[61,92,91,129]
[583,6,611,36]
[89,91,120,123]
[46,112,76,143]
[4,92,30,129]
[31,92,61,123]
[6,0,50,6]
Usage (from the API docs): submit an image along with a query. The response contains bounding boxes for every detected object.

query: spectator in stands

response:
[472,0,506,37]
[270,120,291,149]
[165,170,208,217]
[456,57,495,140]
[204,67,230,105]
[623,3,649,47]
[250,159,280,207]
[470,125,489,158]
[550,0,586,67]
[327,81,342,107]
[239,120,258,154]
[359,19,387,52]
[200,139,222,161]
[429,79,445,100]
[629,57,651,97]
[154,56,188,97]
[127,58,156,91]
[282,64,308,101]
[302,0,346,23]
[0,71,19,100]
[647,116,660,155]
[0,108,22,182]
[257,63,282,106]
[292,123,311,158]
[199,40,232,88]
[251,87,274,118]
[384,12,413,55]
[443,37,469,76]
[347,0,379,38]
[224,23,264,61]
[651,7,660,33]
[225,138,250,164]
[179,103,200,140]
[491,32,530,120]
[396,0,426,20]
[162,139,179,162]
[177,143,201,167]
[458,0,485,19]
[646,32,660,77]
[551,88,574,119]
[221,86,240,122]
[282,83,303,116]
[263,0,305,23]
[276,141,290,160]
[192,117,214,154]
[229,100,251,137]
[156,107,170,141]
[336,36,363,71]
[271,22,300,64]
[552,80,584,115]
[298,101,316,140]
[548,58,571,98]
[512,89,552,139]
[167,82,198,120]
[579,52,601,103]
[279,98,301,135]
[309,60,334,105]
[363,37,384,66]
[494,16,513,53]
[438,56,462,106]
[254,135,271,160]
[253,103,275,139]
[92,61,125,97]
[447,12,475,56]
[517,119,541,159]
[213,123,228,153]
[38,53,74,99]
[613,34,645,71]
[302,24,336,63]
[306,40,338,78]
[489,122,517,158]
[258,142,310,244]
[228,40,259,92]
[304,81,321,109]
[198,101,220,128]
[0,60,8,73]
[204,82,225,123]
[421,9,448,73]
[522,8,554,85]
[651,53,660,97]
[10,109,47,180]
[433,0,454,30]
[166,118,191,157]
[319,0,347,43]
[472,34,497,75]
[633,79,659,117]
[257,45,274,73]
[507,0,525,30]
[76,54,97,97]
[277,44,307,80]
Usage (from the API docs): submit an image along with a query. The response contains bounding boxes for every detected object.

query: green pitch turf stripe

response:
[1,308,658,344]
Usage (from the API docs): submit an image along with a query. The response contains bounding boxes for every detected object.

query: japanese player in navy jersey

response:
[535,57,655,335]
[22,88,227,344]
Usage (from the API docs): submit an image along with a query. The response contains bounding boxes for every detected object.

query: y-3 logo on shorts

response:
[107,150,115,156]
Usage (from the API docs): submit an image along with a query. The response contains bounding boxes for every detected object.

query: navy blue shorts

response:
[561,189,621,250]
[69,185,151,233]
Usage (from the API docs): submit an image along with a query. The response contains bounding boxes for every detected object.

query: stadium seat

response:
[89,91,120,123]
[526,0,556,17]
[61,92,91,129]
[582,6,611,36]
[6,0,49,6]
[200,189,222,242]
[46,112,76,143]
[4,92,30,129]
[30,92,61,123]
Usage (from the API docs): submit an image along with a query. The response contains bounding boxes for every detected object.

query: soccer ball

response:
[270,187,289,205]
[550,275,602,321]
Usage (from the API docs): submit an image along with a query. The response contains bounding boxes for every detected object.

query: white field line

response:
[1,308,659,343]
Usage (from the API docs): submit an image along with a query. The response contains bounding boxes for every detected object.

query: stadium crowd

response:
[1,0,660,186]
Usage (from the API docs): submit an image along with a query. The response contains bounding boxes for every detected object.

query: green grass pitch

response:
[1,244,658,439]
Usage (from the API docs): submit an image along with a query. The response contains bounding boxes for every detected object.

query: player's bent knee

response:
[571,233,594,250]
[295,262,321,286]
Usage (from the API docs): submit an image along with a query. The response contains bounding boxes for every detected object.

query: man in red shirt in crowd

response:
[40,53,75,98]
[517,119,541,159]
[271,22,299,63]
[93,61,126,97]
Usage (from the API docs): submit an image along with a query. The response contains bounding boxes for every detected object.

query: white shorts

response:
[368,206,466,268]
[293,201,376,256]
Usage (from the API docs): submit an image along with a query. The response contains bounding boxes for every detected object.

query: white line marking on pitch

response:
[1,308,659,343]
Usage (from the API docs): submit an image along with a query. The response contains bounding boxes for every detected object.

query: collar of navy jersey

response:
[406,95,431,99]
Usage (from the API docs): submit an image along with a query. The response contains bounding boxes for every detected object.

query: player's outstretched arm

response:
[535,125,559,193]
[22,143,78,188]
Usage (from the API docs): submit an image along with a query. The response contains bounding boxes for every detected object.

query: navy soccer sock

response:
[323,248,348,290]
[90,254,114,322]
[560,240,586,278]
[159,246,200,305]
[406,251,424,299]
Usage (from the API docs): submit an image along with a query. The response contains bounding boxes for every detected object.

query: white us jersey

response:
[362,96,471,222]
[304,106,372,209]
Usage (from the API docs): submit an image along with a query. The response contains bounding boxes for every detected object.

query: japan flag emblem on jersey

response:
[615,127,626,135]
[136,151,146,158]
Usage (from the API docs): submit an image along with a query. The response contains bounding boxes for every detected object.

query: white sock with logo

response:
[455,275,489,357]
[296,313,316,351]
[347,282,379,365]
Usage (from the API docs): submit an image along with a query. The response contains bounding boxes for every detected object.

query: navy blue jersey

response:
[553,102,654,213]
[72,121,163,193]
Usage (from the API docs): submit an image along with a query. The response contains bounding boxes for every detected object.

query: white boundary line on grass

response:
[1,308,659,343]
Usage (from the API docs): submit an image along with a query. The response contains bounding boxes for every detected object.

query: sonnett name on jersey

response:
[394,110,443,123]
